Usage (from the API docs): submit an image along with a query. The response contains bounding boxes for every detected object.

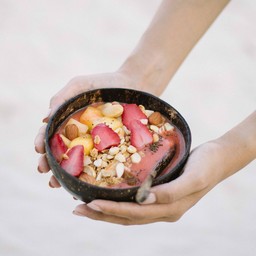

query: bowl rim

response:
[45,87,191,193]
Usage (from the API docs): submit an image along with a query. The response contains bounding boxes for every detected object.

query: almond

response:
[101,103,124,118]
[148,112,164,126]
[79,172,96,184]
[65,124,79,140]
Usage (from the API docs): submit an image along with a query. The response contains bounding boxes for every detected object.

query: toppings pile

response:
[50,102,174,187]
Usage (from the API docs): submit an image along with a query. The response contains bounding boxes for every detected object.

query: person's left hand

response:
[73,140,224,225]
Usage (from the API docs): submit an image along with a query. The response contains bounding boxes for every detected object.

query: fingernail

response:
[49,181,54,188]
[42,108,51,122]
[72,210,84,217]
[37,166,43,173]
[87,203,102,212]
[140,193,156,204]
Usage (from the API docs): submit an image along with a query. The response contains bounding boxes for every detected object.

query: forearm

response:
[119,0,230,95]
[215,111,256,181]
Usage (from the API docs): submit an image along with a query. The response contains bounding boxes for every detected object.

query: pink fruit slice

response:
[60,145,84,176]
[130,120,153,149]
[91,124,120,151]
[122,104,147,130]
[50,133,68,163]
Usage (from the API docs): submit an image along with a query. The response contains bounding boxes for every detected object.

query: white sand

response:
[0,1,255,256]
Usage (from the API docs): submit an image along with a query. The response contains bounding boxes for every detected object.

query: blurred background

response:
[0,1,255,255]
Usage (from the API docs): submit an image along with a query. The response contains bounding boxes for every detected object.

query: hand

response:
[72,140,225,225]
[34,71,140,187]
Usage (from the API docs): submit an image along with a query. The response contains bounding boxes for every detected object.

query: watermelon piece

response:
[60,145,84,176]
[130,120,153,149]
[50,133,68,163]
[91,124,120,151]
[122,104,147,130]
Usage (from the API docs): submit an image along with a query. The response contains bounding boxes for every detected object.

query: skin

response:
[34,0,256,225]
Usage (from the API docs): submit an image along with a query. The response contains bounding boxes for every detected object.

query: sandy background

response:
[0,1,255,255]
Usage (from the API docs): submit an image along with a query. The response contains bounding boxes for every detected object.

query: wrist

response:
[118,46,171,96]
[214,111,256,180]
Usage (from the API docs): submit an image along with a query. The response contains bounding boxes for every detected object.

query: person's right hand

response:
[34,71,141,187]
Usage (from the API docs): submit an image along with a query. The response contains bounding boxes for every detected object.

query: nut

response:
[153,133,159,142]
[94,135,101,144]
[144,109,154,117]
[102,103,124,118]
[65,118,88,135]
[140,119,148,125]
[83,155,92,166]
[114,152,126,162]
[65,124,79,140]
[109,146,120,155]
[127,145,137,154]
[107,154,114,160]
[123,126,131,135]
[60,134,71,147]
[148,112,164,126]
[94,159,102,167]
[131,152,141,163]
[90,148,98,158]
[120,145,127,154]
[149,125,159,133]
[116,163,125,178]
[139,105,145,113]
[79,173,96,184]
[83,166,96,178]
[164,122,174,132]
[114,127,125,138]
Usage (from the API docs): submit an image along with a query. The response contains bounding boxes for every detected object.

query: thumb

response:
[140,172,205,204]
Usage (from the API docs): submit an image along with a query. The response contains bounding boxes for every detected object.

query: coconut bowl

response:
[45,88,191,203]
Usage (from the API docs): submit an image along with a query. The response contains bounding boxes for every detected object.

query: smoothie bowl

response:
[45,88,191,203]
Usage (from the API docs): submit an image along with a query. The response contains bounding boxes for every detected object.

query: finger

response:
[34,124,47,153]
[49,175,61,188]
[37,154,50,173]
[73,204,166,225]
[144,170,208,205]
[85,200,176,221]
[74,185,212,225]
